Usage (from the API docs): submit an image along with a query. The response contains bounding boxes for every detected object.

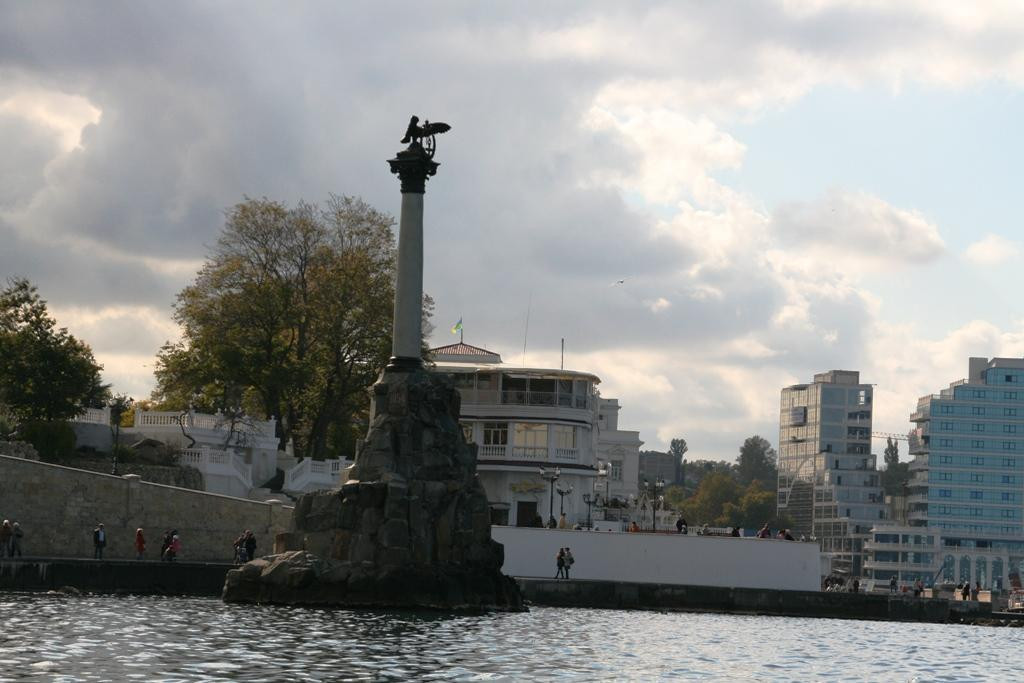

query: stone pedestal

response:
[222,369,524,611]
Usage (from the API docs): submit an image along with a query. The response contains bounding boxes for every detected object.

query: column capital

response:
[387,145,439,194]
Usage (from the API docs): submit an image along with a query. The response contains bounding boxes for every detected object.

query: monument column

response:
[386,144,438,371]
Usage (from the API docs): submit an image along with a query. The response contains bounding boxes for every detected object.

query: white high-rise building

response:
[778,370,886,576]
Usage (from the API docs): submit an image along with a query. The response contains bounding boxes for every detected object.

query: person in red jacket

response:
[134,528,146,560]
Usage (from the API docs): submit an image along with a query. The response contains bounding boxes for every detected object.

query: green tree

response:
[153,196,425,461]
[736,435,777,487]
[0,278,107,423]
[722,482,794,530]
[679,472,741,525]
[880,437,909,496]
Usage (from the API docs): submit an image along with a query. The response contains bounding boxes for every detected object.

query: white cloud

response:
[964,233,1021,266]
[772,189,946,268]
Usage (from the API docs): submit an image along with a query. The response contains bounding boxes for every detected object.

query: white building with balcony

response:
[430,342,642,528]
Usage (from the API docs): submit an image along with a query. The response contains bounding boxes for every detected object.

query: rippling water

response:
[0,593,1016,681]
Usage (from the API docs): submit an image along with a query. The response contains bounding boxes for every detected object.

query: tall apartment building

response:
[777,370,886,576]
[866,357,1024,588]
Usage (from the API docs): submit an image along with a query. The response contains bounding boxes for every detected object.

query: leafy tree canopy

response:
[736,435,778,487]
[0,278,107,422]
[152,195,428,461]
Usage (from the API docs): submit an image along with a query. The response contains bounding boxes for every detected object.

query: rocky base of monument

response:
[222,368,524,611]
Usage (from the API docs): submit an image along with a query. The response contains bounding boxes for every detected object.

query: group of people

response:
[554,547,575,579]
[233,530,258,564]
[956,581,982,601]
[93,524,182,561]
[756,523,798,541]
[0,519,24,557]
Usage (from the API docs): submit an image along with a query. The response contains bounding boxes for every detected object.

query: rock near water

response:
[223,369,524,611]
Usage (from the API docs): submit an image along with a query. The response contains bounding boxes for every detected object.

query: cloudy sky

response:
[3,1,1024,461]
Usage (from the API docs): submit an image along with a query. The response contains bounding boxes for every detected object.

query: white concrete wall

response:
[492,526,822,592]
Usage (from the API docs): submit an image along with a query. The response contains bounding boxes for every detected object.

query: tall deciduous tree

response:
[0,278,107,423]
[736,435,778,487]
[881,437,909,496]
[152,195,422,461]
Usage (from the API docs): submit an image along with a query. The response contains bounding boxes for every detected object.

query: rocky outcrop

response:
[223,368,524,611]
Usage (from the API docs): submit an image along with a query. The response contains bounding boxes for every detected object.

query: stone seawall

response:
[0,454,292,563]
[0,558,230,595]
[517,578,996,624]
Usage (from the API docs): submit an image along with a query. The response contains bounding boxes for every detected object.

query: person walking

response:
[563,547,575,579]
[160,530,173,561]
[0,520,11,557]
[243,530,257,562]
[233,533,247,564]
[675,517,688,535]
[972,582,980,601]
[93,523,107,559]
[165,534,181,562]
[889,575,898,593]
[10,522,23,557]
[961,582,970,601]
[134,528,146,560]
[555,548,566,579]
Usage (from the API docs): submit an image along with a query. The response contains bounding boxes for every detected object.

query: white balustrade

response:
[283,457,350,493]
[73,407,110,424]
[554,448,578,462]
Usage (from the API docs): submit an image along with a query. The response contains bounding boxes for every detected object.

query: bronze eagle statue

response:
[400,116,452,144]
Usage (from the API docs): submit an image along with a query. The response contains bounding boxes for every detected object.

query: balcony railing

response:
[476,444,579,464]
[510,446,547,460]
[456,388,590,410]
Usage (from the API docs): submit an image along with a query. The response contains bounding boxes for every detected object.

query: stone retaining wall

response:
[0,454,292,563]
[517,578,994,624]
[0,558,231,595]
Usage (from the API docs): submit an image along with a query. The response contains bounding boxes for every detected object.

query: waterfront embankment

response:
[516,577,1016,625]
[0,557,231,595]
[2,557,1016,625]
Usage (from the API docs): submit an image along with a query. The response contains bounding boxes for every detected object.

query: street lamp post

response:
[582,493,594,528]
[539,465,561,527]
[652,477,665,531]
[556,482,574,524]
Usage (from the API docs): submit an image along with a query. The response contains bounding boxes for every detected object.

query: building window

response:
[1004,458,1016,468]
[940,421,954,430]
[939,439,953,448]
[858,390,869,406]
[971,473,983,482]
[1004,442,1017,451]
[483,422,508,446]
[1002,475,1013,484]
[1003,492,1013,502]
[553,425,576,449]
[453,373,475,389]
[941,405,955,414]
[1007,375,1017,383]
[513,423,546,449]
[1006,408,1018,417]
[939,472,952,481]
[971,442,984,451]
[939,455,953,463]
[939,489,952,498]
[973,407,985,416]
[1005,392,1018,400]
[1003,509,1014,518]
[972,423,984,432]
[610,460,623,481]
[973,390,986,399]
[970,491,983,499]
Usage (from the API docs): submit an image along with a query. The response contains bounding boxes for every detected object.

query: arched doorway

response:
[959,555,972,584]
[975,557,988,588]
[942,555,955,583]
